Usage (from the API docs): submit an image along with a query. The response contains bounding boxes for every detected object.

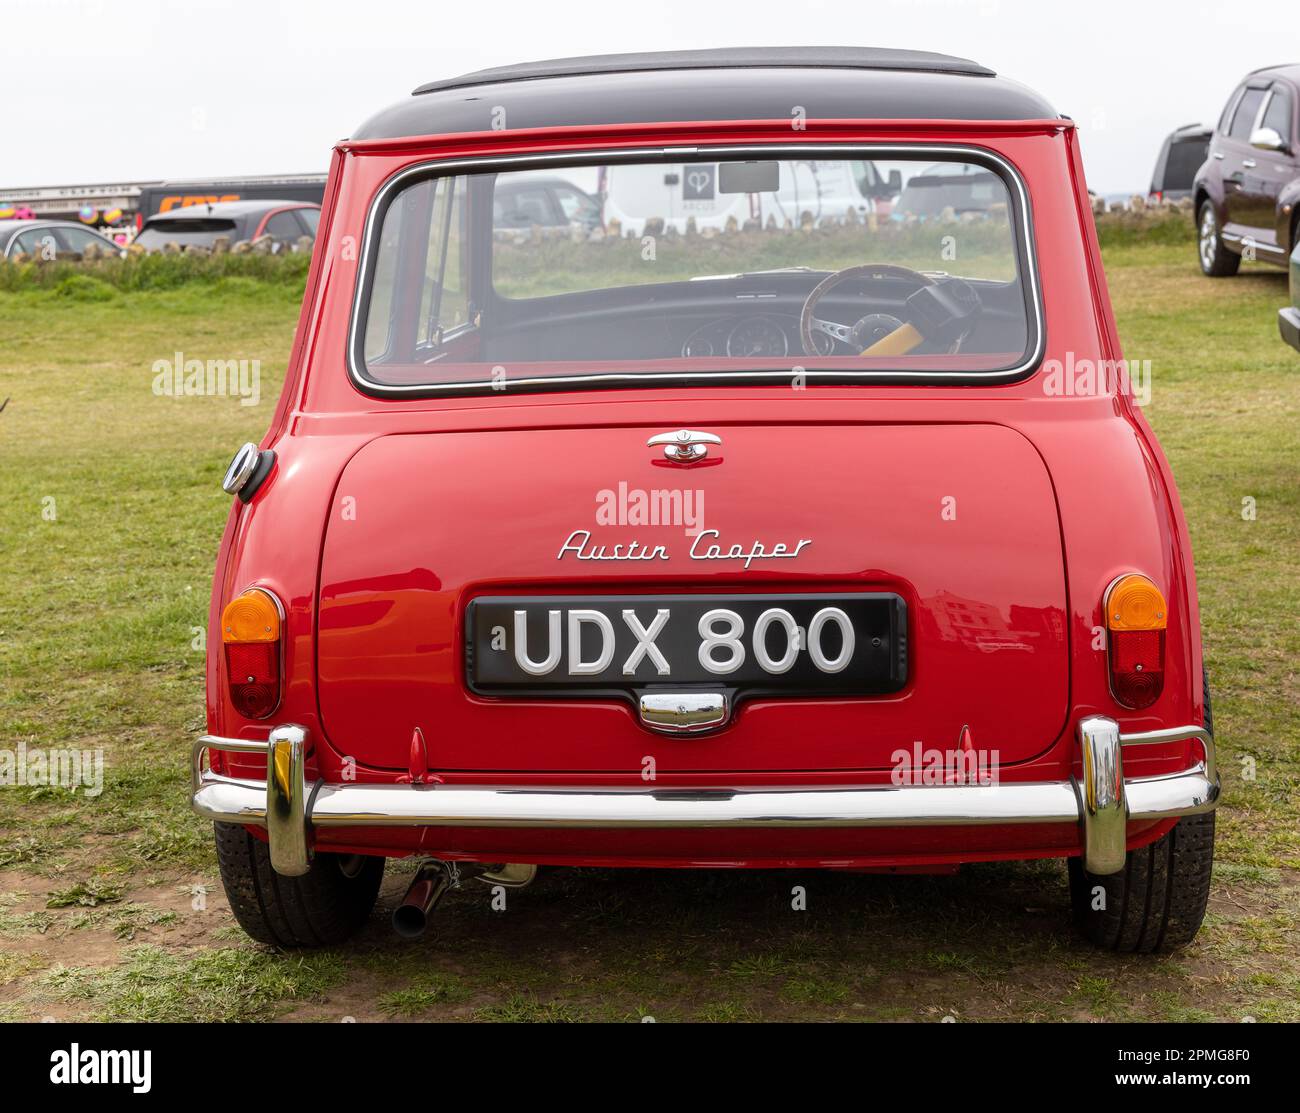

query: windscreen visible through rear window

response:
[355,151,1037,394]
[135,219,239,249]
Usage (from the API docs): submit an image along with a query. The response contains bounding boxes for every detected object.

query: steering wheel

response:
[798,263,936,357]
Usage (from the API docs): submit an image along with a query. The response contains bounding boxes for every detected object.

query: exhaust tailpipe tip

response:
[391,905,428,939]
[391,862,454,939]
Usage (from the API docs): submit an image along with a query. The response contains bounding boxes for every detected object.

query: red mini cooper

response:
[194,47,1219,952]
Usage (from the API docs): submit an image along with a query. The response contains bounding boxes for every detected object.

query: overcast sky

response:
[1,0,1289,195]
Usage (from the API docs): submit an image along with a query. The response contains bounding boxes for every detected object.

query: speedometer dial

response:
[726,317,789,358]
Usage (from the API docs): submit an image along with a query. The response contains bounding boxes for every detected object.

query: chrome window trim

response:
[346,142,1045,397]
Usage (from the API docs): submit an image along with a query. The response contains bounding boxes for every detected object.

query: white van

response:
[602,159,897,236]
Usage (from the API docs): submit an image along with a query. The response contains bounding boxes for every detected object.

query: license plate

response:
[466,593,906,698]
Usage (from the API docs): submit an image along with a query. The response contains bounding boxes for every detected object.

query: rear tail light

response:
[1104,574,1166,709]
[222,588,282,719]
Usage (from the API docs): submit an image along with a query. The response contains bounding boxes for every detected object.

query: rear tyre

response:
[1198,202,1240,276]
[1068,668,1216,952]
[215,822,384,948]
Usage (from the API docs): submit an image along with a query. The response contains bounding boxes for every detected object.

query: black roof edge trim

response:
[413,47,995,96]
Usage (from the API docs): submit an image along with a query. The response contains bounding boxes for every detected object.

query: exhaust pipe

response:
[391,861,456,939]
[391,860,529,938]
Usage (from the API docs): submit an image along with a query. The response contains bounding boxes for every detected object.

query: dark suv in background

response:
[1194,64,1300,276]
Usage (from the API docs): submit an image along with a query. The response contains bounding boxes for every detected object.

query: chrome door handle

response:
[1213,151,1225,159]
[647,429,721,461]
[1242,158,1257,168]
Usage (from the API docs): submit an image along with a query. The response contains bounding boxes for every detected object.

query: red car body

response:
[193,48,1218,950]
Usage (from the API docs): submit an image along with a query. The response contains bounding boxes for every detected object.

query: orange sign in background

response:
[158,194,241,212]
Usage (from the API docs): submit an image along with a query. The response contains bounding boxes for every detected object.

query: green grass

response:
[40,945,346,1022]
[492,217,1019,297]
[377,973,472,1017]
[0,226,1297,1023]
[0,277,300,878]
[1100,243,1300,868]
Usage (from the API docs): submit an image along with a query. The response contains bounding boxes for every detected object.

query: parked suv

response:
[1194,64,1300,276]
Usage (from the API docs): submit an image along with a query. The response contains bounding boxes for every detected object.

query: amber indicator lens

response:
[222,589,280,642]
[1104,574,1166,709]
[222,588,282,719]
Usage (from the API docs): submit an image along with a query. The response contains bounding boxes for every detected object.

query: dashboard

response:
[679,312,912,358]
[480,271,1029,365]
[681,314,829,358]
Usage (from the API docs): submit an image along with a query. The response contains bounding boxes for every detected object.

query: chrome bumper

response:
[191,717,1218,878]
[1279,306,1300,354]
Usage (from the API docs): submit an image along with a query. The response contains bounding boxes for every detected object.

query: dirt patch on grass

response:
[6,861,1290,1023]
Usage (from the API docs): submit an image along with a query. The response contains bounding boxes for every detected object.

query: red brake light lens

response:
[222,588,282,719]
[1104,574,1166,710]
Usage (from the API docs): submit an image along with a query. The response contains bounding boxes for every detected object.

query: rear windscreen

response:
[1161,139,1209,190]
[135,219,239,249]
[355,151,1037,394]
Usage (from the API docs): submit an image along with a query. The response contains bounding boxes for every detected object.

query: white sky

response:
[0,0,1289,195]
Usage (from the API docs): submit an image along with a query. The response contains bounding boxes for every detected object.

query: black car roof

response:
[414,47,995,93]
[354,46,1056,141]
[1246,62,1300,87]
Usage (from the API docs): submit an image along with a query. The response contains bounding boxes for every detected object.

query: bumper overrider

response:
[191,717,1218,878]
[1279,306,1300,354]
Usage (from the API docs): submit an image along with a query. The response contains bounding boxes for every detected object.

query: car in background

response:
[891,161,1003,221]
[1149,123,1212,204]
[133,200,320,252]
[1280,239,1300,352]
[1194,64,1300,276]
[0,219,123,259]
[494,175,601,233]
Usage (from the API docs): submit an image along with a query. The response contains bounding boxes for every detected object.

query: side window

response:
[850,159,879,196]
[496,187,555,228]
[417,178,468,343]
[297,208,320,235]
[1218,87,1244,134]
[14,228,57,257]
[263,211,303,242]
[1228,88,1266,141]
[363,174,471,364]
[553,186,598,224]
[1261,87,1293,143]
[53,227,111,255]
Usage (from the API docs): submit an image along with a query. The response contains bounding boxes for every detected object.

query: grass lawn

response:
[0,233,1296,1022]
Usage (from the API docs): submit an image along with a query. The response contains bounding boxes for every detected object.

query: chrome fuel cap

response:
[222,442,261,495]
